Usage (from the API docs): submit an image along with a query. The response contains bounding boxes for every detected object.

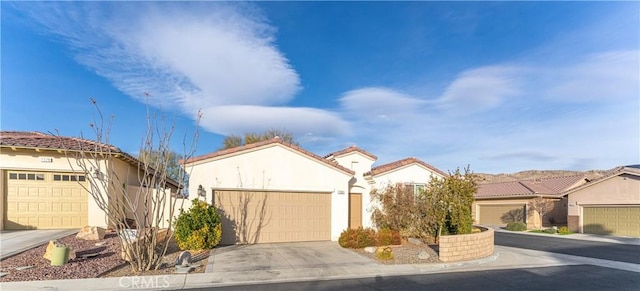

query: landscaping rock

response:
[0,272,8,278]
[174,265,193,274]
[418,250,431,260]
[76,226,106,241]
[43,240,63,261]
[15,266,34,271]
[408,238,423,245]
[364,246,377,254]
[94,241,106,247]
[176,251,192,267]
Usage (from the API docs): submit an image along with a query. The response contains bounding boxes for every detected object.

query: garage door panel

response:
[584,206,640,237]
[5,171,88,230]
[478,204,526,225]
[215,190,331,244]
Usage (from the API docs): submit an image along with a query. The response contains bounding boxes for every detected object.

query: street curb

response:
[0,251,500,290]
[492,227,640,245]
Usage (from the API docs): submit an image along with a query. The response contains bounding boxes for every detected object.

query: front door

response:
[349,193,362,229]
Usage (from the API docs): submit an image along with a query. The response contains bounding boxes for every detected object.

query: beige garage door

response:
[583,206,640,237]
[5,171,88,230]
[478,204,526,225]
[214,190,331,244]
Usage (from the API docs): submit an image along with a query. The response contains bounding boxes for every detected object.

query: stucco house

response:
[183,139,446,244]
[473,175,589,229]
[564,165,640,237]
[0,131,180,231]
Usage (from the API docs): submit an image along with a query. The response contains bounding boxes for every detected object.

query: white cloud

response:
[15,2,346,139]
[201,105,350,137]
[541,51,639,102]
[436,66,522,114]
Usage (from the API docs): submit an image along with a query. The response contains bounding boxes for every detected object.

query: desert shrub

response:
[174,199,222,250]
[558,226,570,235]
[376,246,394,260]
[338,227,375,248]
[506,222,527,231]
[543,228,557,234]
[391,230,402,245]
[376,228,393,246]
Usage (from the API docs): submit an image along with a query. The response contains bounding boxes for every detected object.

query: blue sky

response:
[2,2,638,174]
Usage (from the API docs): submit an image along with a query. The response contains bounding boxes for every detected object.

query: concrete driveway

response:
[208,241,376,273]
[0,229,77,259]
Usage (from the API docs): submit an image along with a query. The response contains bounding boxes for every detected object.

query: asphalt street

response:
[494,231,640,264]
[183,264,640,291]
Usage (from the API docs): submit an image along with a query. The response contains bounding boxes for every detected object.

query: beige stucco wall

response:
[372,164,444,189]
[333,152,376,228]
[568,174,640,216]
[0,148,147,230]
[184,144,353,240]
[0,169,4,230]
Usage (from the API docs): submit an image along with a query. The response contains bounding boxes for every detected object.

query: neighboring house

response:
[183,140,446,245]
[0,131,179,230]
[564,165,640,237]
[473,175,589,229]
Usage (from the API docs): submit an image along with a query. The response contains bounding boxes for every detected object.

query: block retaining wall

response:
[439,226,494,262]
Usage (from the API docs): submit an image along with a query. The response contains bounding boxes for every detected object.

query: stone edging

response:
[438,226,494,262]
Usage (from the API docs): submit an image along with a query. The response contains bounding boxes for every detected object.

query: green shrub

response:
[338,227,375,248]
[376,246,394,260]
[558,226,571,235]
[506,222,527,231]
[543,228,557,234]
[174,199,222,250]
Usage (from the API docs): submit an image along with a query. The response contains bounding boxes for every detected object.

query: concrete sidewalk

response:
[2,244,639,291]
[0,229,78,259]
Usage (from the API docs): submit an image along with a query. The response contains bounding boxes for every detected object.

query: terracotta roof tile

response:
[364,157,447,177]
[324,145,378,161]
[1,131,121,153]
[1,131,180,188]
[475,174,587,199]
[183,137,355,175]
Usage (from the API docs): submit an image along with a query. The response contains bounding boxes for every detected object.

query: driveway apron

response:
[0,229,78,259]
[208,241,374,273]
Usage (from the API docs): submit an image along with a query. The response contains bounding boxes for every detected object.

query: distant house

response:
[473,175,589,229]
[564,165,640,237]
[183,140,446,244]
[0,131,179,230]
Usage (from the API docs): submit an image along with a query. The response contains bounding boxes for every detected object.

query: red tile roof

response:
[324,145,378,161]
[0,131,180,188]
[475,175,587,199]
[364,157,447,177]
[1,131,120,152]
[183,137,355,175]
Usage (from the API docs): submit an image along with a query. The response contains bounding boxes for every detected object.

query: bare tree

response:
[529,197,555,229]
[58,98,200,272]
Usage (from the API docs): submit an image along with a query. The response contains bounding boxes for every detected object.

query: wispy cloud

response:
[14,2,346,138]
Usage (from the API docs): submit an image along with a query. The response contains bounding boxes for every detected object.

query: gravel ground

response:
[0,230,208,282]
[351,243,441,264]
[0,231,123,282]
[101,241,208,277]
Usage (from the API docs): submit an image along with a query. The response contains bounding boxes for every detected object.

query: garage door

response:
[478,204,526,225]
[5,171,88,230]
[583,206,640,237]
[214,190,331,244]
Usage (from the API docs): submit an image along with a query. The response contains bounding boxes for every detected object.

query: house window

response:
[404,183,426,196]
[53,174,86,182]
[8,172,46,181]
